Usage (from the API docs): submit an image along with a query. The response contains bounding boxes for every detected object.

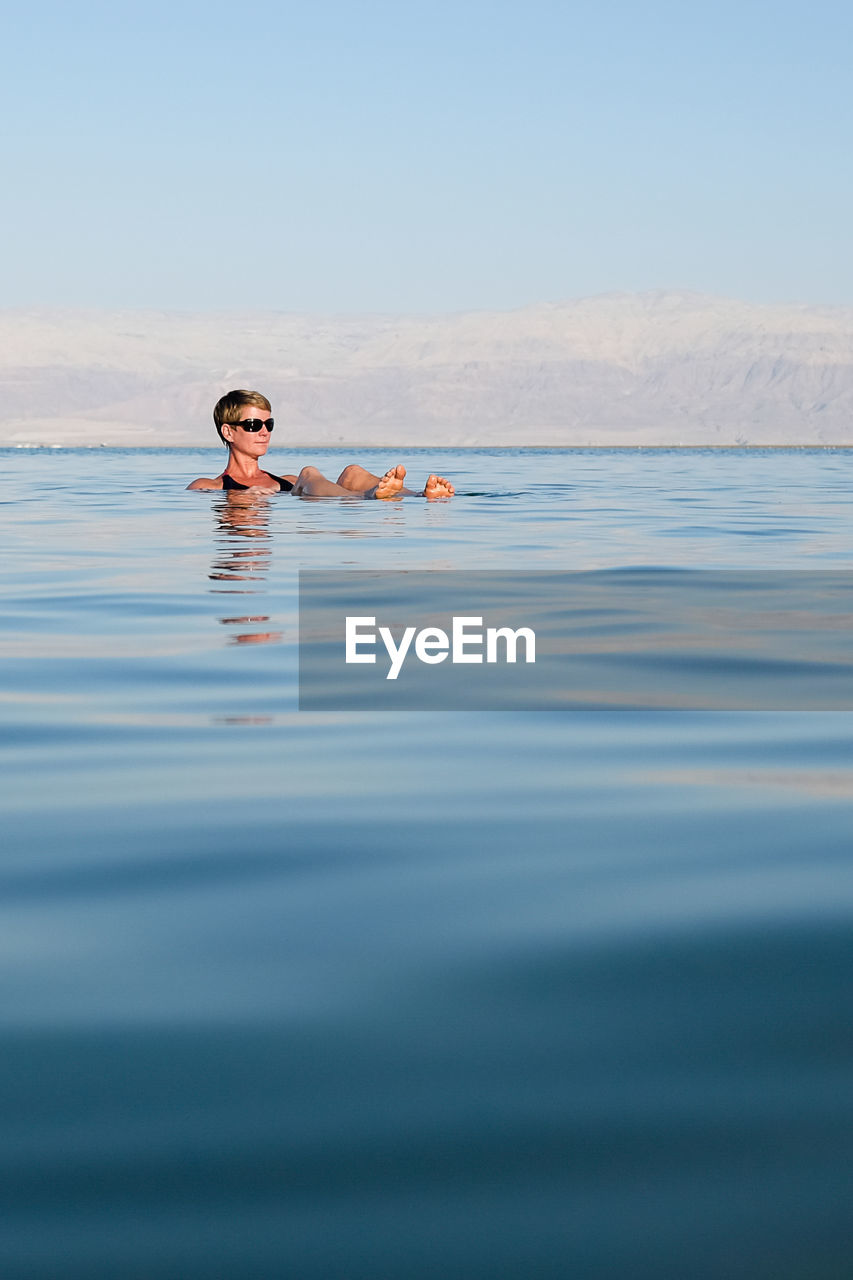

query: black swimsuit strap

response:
[222,471,293,492]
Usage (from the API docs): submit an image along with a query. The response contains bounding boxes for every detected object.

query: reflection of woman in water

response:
[188,390,455,499]
[209,487,282,647]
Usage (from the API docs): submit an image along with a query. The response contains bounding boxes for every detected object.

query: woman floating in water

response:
[188,390,455,499]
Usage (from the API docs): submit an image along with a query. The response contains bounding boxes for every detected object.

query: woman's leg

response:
[337,464,452,497]
[336,463,382,491]
[292,464,408,499]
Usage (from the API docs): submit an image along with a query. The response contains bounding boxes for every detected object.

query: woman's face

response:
[223,408,273,458]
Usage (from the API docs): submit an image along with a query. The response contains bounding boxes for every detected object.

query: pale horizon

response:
[3,290,852,448]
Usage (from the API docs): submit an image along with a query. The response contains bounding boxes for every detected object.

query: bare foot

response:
[368,465,407,500]
[423,474,455,500]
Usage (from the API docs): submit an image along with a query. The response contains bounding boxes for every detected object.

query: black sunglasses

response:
[236,418,274,433]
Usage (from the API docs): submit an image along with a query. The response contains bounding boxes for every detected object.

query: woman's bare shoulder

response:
[187,476,224,490]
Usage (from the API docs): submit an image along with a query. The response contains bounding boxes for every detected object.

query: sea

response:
[2,445,852,1279]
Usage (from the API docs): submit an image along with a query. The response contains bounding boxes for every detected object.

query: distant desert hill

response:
[1,292,852,446]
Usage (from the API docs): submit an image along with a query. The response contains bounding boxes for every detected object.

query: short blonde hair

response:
[213,390,272,442]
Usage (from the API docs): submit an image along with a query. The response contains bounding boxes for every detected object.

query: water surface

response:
[2,447,852,1278]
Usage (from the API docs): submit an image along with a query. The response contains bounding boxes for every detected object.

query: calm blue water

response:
[2,447,853,1278]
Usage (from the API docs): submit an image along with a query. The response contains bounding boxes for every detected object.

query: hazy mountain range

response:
[2,291,852,447]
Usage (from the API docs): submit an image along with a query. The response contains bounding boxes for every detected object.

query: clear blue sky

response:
[4,0,852,311]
